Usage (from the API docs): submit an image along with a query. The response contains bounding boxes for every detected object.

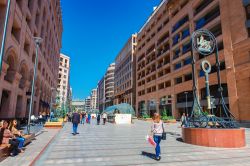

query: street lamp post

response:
[27,37,42,134]
[184,92,188,115]
[0,0,11,72]
[49,88,55,121]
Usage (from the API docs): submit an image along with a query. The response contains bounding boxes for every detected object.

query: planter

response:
[44,122,64,128]
[182,127,246,148]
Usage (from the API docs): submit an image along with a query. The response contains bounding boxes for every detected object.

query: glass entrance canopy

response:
[105,103,135,116]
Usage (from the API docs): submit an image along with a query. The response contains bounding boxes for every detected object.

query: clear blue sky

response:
[61,0,161,99]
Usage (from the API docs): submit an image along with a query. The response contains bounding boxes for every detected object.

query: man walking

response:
[102,112,107,125]
[72,111,80,135]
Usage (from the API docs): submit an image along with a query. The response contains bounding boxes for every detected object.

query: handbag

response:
[161,122,166,140]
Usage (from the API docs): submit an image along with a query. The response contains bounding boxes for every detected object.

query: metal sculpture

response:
[188,29,237,128]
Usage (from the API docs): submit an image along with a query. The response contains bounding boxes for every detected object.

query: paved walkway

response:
[2,128,60,166]
[34,120,250,166]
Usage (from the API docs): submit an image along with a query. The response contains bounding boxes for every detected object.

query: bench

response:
[0,134,35,161]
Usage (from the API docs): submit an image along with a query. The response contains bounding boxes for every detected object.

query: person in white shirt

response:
[151,113,164,161]
[102,112,107,125]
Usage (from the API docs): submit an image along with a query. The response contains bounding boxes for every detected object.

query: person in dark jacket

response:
[97,113,101,125]
[72,111,80,135]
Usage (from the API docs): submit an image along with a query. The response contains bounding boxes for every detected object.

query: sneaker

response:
[10,153,15,157]
[155,156,161,161]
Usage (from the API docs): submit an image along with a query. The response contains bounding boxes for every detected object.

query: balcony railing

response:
[194,0,213,15]
[181,28,190,40]
[182,42,191,54]
[172,34,180,46]
[173,49,180,60]
[172,15,189,33]
[195,6,220,30]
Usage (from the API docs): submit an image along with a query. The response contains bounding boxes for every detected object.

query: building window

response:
[182,42,191,54]
[173,49,180,60]
[195,6,220,30]
[181,28,190,40]
[172,34,180,46]
[174,62,182,70]
[244,3,250,36]
[172,15,189,33]
[184,57,192,65]
[175,77,182,84]
[194,0,213,15]
[184,73,192,81]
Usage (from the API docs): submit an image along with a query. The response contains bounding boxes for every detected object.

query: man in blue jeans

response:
[72,111,80,135]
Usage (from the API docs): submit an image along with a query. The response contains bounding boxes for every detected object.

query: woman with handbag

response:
[151,113,165,161]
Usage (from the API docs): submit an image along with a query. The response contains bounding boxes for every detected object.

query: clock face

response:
[192,29,216,56]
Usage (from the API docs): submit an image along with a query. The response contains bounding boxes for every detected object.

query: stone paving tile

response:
[34,120,250,166]
[1,128,60,166]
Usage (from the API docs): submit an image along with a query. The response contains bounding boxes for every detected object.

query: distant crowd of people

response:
[66,111,108,135]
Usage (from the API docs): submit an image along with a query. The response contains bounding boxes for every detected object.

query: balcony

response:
[182,42,191,54]
[174,63,182,70]
[157,33,169,46]
[195,6,220,30]
[194,0,213,15]
[183,57,192,66]
[181,28,190,40]
[172,15,189,33]
[173,49,180,60]
[146,45,155,55]
[210,23,222,37]
[172,34,180,46]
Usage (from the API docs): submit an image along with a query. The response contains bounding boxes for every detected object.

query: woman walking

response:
[151,113,164,161]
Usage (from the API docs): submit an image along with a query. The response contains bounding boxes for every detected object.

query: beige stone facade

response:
[114,34,137,109]
[90,88,97,110]
[0,0,62,119]
[57,53,70,109]
[135,0,250,121]
[104,63,115,108]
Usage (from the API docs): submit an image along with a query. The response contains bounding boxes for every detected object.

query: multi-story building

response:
[85,96,91,112]
[72,99,85,112]
[67,87,73,112]
[104,63,115,108]
[57,54,70,109]
[97,77,105,112]
[90,88,97,110]
[114,34,137,109]
[136,0,250,121]
[0,0,62,119]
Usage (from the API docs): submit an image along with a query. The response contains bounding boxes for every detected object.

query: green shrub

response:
[161,116,174,120]
[143,115,151,119]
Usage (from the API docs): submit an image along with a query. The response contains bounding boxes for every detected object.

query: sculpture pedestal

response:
[182,127,246,148]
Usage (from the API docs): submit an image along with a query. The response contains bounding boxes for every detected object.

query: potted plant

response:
[161,109,176,123]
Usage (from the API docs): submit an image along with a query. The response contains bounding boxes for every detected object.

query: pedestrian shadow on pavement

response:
[166,131,181,137]
[176,137,184,142]
[141,151,156,160]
